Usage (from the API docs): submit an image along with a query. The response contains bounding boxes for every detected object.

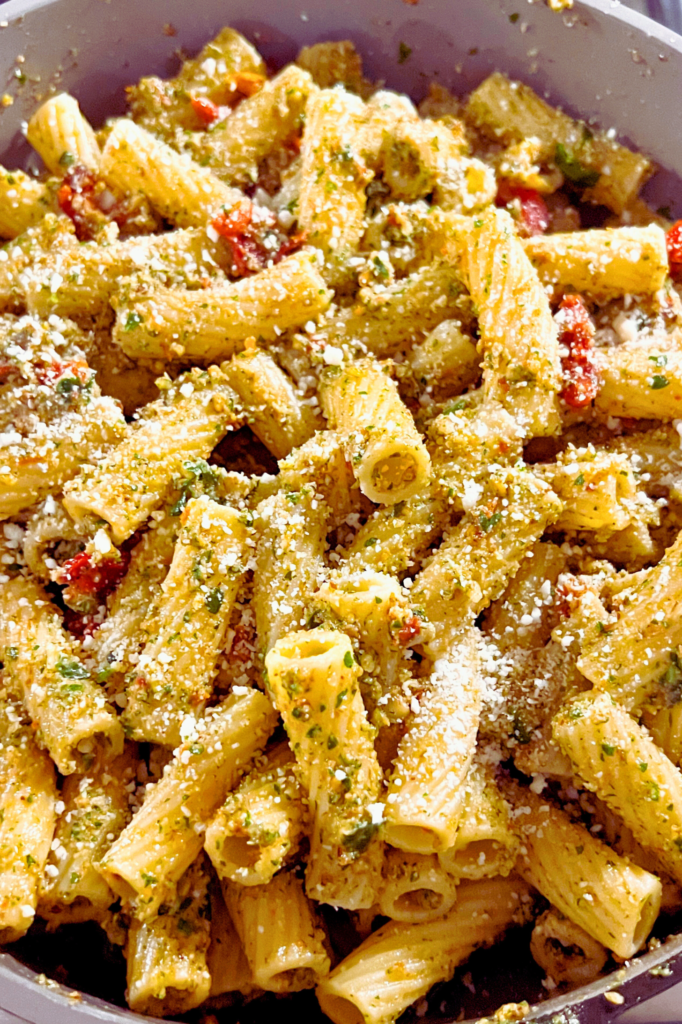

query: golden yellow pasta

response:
[3,20,682,1024]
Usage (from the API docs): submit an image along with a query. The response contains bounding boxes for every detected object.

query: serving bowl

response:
[0,0,682,1022]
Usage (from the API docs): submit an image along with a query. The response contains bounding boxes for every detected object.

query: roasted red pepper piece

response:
[496,180,550,237]
[557,293,600,409]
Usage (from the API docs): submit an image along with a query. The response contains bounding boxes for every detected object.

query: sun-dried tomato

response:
[213,199,254,239]
[62,607,100,640]
[396,615,423,647]
[273,229,308,262]
[212,200,307,277]
[57,164,105,240]
[557,293,600,408]
[56,545,132,611]
[666,220,682,277]
[191,95,220,126]
[34,359,90,388]
[496,181,549,237]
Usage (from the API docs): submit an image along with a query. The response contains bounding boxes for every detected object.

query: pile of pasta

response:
[2,26,682,1024]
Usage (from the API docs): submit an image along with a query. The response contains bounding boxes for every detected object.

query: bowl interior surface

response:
[0,0,682,1021]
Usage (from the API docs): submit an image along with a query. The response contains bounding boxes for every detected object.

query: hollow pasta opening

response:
[317,992,366,1024]
[633,890,662,952]
[266,966,318,993]
[384,824,438,855]
[394,887,444,914]
[219,835,261,870]
[370,452,417,494]
[455,839,502,874]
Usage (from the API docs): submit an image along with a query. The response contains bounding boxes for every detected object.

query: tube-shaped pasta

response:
[126,855,212,1016]
[383,630,480,854]
[316,876,534,1024]
[207,879,257,999]
[298,87,370,286]
[646,704,682,767]
[224,348,319,459]
[484,541,566,653]
[98,689,278,919]
[26,93,100,174]
[38,745,137,927]
[318,262,473,359]
[253,488,328,654]
[312,570,429,730]
[530,907,608,988]
[595,349,682,421]
[438,759,518,881]
[320,360,432,505]
[553,690,682,885]
[196,66,313,185]
[222,871,330,992]
[0,696,57,942]
[63,367,242,544]
[0,213,77,313]
[100,118,242,227]
[381,114,495,213]
[265,628,383,909]
[506,780,661,959]
[89,520,177,689]
[523,225,668,300]
[576,530,682,710]
[462,207,562,437]
[127,27,266,142]
[0,575,123,775]
[410,466,562,659]
[26,225,230,320]
[343,491,449,578]
[0,395,125,520]
[113,250,332,362]
[378,850,458,923]
[277,431,361,530]
[537,448,657,536]
[123,497,250,747]
[408,319,481,400]
[0,167,54,239]
[205,742,305,886]
[297,40,372,95]
[466,72,652,214]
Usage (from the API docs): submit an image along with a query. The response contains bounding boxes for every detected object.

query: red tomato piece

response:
[557,293,600,409]
[396,615,423,647]
[191,95,220,126]
[57,164,101,240]
[666,220,682,276]
[56,547,131,609]
[496,180,550,237]
[34,359,90,388]
[212,199,254,239]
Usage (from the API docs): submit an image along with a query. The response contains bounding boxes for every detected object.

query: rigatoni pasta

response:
[3,19,682,1024]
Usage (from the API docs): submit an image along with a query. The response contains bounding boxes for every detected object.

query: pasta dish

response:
[1,26,681,1024]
